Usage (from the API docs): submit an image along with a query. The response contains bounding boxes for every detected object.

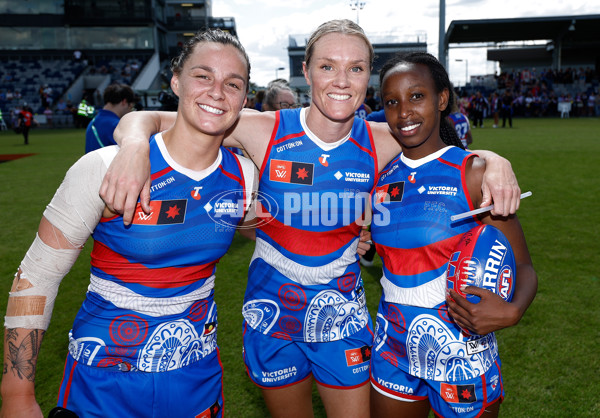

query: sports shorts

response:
[243,321,373,389]
[57,349,224,417]
[371,353,504,418]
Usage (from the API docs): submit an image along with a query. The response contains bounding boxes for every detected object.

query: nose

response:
[208,81,225,100]
[333,70,350,88]
[397,100,412,119]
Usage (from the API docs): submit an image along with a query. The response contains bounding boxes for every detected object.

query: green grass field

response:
[0,118,599,417]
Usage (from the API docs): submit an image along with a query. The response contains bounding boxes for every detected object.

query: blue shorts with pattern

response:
[57,349,224,417]
[371,351,504,418]
[243,321,373,389]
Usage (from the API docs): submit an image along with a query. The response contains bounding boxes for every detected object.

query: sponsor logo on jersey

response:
[194,400,221,418]
[375,181,405,204]
[408,171,417,183]
[441,383,477,403]
[275,140,303,153]
[338,170,371,183]
[319,153,330,167]
[379,163,400,182]
[426,185,458,196]
[191,186,202,200]
[345,345,372,366]
[465,335,490,355]
[133,199,187,225]
[149,175,175,193]
[269,159,314,185]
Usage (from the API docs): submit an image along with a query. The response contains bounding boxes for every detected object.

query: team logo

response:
[133,200,187,225]
[319,154,330,167]
[345,345,372,366]
[441,383,477,403]
[374,181,405,204]
[269,159,314,185]
[409,171,417,183]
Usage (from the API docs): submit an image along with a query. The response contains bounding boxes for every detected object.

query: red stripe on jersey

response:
[375,234,463,276]
[438,157,462,170]
[364,121,378,189]
[256,201,362,256]
[273,130,305,146]
[222,150,248,223]
[219,164,243,186]
[91,241,216,288]
[440,152,477,213]
[348,136,374,158]
[151,166,174,181]
[259,111,281,180]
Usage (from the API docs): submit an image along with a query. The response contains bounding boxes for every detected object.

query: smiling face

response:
[171,42,248,137]
[303,33,371,126]
[381,62,449,159]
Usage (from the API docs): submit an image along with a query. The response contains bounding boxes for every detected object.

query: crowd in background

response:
[2,61,599,135]
[341,66,600,124]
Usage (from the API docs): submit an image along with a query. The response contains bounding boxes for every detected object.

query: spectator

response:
[261,82,297,111]
[43,106,54,128]
[470,91,487,128]
[85,83,136,153]
[501,89,514,127]
[56,99,68,114]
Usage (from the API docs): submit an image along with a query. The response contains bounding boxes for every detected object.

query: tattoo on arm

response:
[5,329,44,382]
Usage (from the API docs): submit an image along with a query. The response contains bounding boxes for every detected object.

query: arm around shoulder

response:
[474,149,521,215]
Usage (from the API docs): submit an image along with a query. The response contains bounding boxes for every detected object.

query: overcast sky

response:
[212,0,600,88]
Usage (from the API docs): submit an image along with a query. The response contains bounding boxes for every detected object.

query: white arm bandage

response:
[5,147,115,330]
[5,235,81,330]
[43,147,116,245]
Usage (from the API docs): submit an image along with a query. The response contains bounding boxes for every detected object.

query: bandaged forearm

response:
[5,234,81,330]
[4,148,113,330]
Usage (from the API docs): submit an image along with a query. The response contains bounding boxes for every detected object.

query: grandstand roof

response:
[446,14,600,45]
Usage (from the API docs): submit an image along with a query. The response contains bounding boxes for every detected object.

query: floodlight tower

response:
[349,1,366,25]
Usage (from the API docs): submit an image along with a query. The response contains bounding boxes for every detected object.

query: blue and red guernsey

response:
[69,133,249,372]
[243,107,377,342]
[371,146,500,382]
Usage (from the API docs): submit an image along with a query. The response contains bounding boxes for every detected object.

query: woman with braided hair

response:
[369,51,537,417]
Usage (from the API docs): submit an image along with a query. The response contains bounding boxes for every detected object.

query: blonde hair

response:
[304,19,374,69]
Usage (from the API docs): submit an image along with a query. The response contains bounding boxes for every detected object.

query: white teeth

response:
[199,104,224,115]
[328,93,351,101]
[401,123,420,131]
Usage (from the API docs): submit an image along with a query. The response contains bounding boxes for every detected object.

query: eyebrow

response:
[315,57,368,65]
[190,64,247,83]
